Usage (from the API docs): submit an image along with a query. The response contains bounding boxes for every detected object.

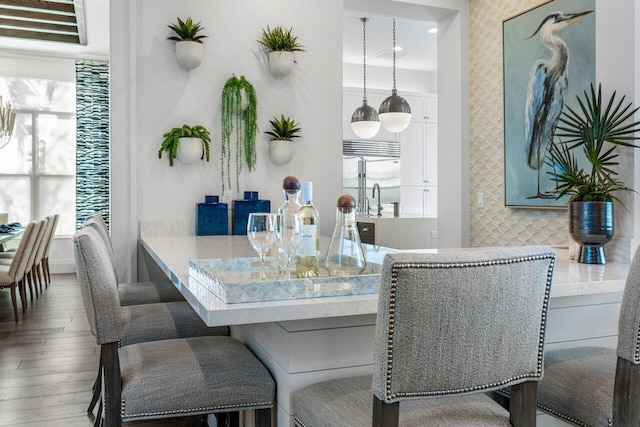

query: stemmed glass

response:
[247,213,276,281]
[274,213,303,279]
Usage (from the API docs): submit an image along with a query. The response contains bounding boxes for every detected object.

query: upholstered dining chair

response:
[32,215,56,293]
[525,244,640,426]
[292,247,556,427]
[0,221,41,321]
[21,216,49,301]
[84,215,185,306]
[74,227,275,427]
[41,213,59,287]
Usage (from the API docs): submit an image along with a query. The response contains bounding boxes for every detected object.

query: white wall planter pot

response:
[268,139,294,165]
[176,137,204,164]
[175,41,203,70]
[268,51,295,78]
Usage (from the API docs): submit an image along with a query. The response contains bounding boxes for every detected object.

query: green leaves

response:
[265,115,301,140]
[257,25,305,52]
[158,124,211,166]
[167,17,207,43]
[547,83,640,203]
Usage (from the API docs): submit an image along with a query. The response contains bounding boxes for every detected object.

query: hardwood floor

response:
[0,274,99,426]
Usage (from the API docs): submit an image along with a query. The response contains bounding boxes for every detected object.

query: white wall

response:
[343,62,437,93]
[111,0,343,280]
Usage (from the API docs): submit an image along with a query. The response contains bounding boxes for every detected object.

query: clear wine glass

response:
[247,213,275,281]
[274,213,303,279]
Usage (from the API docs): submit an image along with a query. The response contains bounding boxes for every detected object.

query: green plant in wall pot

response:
[167,17,207,70]
[158,125,211,166]
[257,25,305,78]
[221,75,258,192]
[547,83,640,264]
[265,115,301,166]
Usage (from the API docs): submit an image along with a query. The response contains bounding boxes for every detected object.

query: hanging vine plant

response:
[221,75,258,192]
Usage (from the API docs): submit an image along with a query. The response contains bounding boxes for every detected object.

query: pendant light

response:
[351,17,380,140]
[379,18,411,133]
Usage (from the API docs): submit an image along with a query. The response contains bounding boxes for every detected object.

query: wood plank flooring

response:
[0,274,98,426]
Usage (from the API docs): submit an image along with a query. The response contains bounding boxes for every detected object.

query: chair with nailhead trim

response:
[524,244,640,426]
[292,247,556,427]
[74,227,275,427]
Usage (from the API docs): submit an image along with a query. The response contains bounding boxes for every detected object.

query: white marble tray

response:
[188,257,382,304]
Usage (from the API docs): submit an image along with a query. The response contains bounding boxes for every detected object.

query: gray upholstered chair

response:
[531,244,640,426]
[84,215,185,306]
[0,221,41,321]
[292,247,556,427]
[74,227,275,426]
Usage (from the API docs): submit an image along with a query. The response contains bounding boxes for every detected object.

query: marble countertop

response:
[140,235,629,326]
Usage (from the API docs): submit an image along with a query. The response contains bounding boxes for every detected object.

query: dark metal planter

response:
[569,201,614,264]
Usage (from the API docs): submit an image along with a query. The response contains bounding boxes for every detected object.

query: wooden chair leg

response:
[101,343,122,427]
[613,357,640,426]
[44,258,50,287]
[26,270,35,301]
[255,408,273,427]
[88,365,102,413]
[509,381,537,427]
[18,279,27,312]
[372,395,399,427]
[36,264,44,293]
[10,283,18,322]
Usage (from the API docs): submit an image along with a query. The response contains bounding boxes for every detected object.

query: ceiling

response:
[343,11,437,72]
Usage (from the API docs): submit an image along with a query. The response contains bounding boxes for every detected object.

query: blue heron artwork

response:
[503,0,595,207]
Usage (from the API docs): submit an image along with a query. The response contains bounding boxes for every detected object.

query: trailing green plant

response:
[257,25,305,52]
[265,115,301,141]
[546,83,640,203]
[158,124,211,166]
[221,75,258,192]
[167,17,207,43]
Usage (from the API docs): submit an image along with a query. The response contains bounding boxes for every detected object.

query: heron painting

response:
[503,0,595,207]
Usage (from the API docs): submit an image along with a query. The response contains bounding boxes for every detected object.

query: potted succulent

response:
[158,125,211,166]
[167,17,207,70]
[265,115,301,165]
[257,25,305,77]
[548,83,640,264]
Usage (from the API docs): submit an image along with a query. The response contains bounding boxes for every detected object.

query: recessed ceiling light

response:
[428,28,438,34]
[392,46,403,52]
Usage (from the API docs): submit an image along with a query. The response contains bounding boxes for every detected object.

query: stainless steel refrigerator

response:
[342,140,400,215]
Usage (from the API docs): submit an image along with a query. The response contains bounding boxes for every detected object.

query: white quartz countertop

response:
[140,235,629,327]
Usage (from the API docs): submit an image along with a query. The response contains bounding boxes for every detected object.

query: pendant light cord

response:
[392,17,397,92]
[361,17,368,102]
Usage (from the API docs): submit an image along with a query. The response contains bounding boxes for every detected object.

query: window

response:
[0,78,76,236]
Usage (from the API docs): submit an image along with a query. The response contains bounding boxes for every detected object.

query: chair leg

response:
[101,343,122,427]
[45,258,51,286]
[613,357,640,426]
[9,283,18,322]
[36,264,44,293]
[88,361,102,413]
[255,408,273,427]
[509,381,537,427]
[18,279,27,312]
[372,395,399,427]
[26,270,35,301]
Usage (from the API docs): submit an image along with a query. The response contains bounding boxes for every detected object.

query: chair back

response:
[87,214,111,246]
[25,217,48,270]
[0,213,7,224]
[616,245,640,364]
[9,221,42,281]
[372,246,556,403]
[42,214,59,259]
[73,226,121,345]
[83,217,116,271]
[34,215,55,264]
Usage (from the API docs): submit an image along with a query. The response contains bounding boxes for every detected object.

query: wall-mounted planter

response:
[268,51,295,78]
[177,137,204,164]
[268,139,294,165]
[176,41,203,70]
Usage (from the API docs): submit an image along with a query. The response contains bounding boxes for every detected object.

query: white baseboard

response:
[50,259,75,274]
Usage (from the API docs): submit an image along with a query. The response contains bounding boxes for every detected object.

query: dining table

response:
[0,227,24,252]
[140,233,629,427]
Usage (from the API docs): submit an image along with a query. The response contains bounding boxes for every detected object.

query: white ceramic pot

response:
[175,41,203,70]
[176,137,203,164]
[268,51,295,78]
[268,139,294,165]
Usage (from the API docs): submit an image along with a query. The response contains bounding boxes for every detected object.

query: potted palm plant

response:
[548,83,640,264]
[167,17,207,70]
[265,115,301,165]
[257,25,305,78]
[158,125,211,166]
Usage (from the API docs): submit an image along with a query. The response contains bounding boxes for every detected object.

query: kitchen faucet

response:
[372,183,382,216]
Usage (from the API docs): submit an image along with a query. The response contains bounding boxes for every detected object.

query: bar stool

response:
[292,247,556,426]
[74,227,275,426]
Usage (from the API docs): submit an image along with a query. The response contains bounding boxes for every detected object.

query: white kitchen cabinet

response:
[424,123,437,185]
[400,185,437,217]
[399,121,425,185]
[426,96,437,122]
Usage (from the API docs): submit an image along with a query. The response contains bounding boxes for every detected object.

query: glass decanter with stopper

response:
[295,182,320,278]
[324,195,366,277]
[277,176,302,275]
